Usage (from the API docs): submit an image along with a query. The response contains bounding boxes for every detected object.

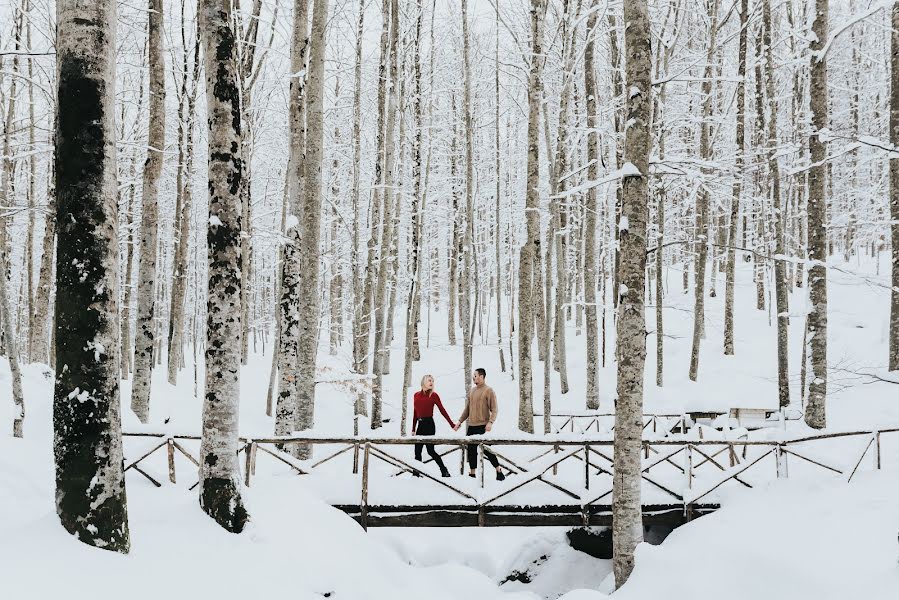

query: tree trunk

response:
[494,0,506,373]
[198,0,249,533]
[518,0,545,434]
[371,0,399,429]
[460,0,475,395]
[613,0,651,587]
[30,153,56,365]
[688,0,719,382]
[400,5,425,436]
[584,0,600,408]
[168,15,200,387]
[295,0,330,454]
[54,0,130,552]
[130,0,166,423]
[275,0,309,444]
[763,0,790,408]
[891,2,899,371]
[805,0,828,427]
[724,0,748,356]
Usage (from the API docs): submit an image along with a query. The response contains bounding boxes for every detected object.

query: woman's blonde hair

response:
[420,374,434,390]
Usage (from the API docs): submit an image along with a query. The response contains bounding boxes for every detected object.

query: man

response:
[454,368,505,481]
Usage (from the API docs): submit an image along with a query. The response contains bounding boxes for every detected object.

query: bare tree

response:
[584,0,600,408]
[806,0,828,427]
[613,0,651,587]
[518,0,545,434]
[759,0,791,408]
[295,0,331,453]
[688,0,719,382]
[54,0,130,552]
[130,0,167,423]
[724,0,748,356]
[891,1,899,372]
[198,0,249,532]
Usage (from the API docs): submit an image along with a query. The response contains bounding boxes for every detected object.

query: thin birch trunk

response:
[460,0,475,395]
[890,2,899,371]
[350,0,367,417]
[688,0,719,382]
[168,9,200,386]
[613,0,651,586]
[763,0,790,408]
[130,0,166,423]
[54,0,130,552]
[806,0,828,426]
[584,1,600,407]
[724,0,748,356]
[275,0,309,443]
[295,0,330,455]
[371,0,399,429]
[400,5,425,436]
[518,0,544,434]
[494,0,506,373]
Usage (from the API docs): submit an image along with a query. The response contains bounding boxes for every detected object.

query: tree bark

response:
[688,0,719,382]
[198,0,249,532]
[613,0,651,587]
[295,0,330,454]
[275,0,309,444]
[54,0,130,552]
[130,0,166,423]
[168,11,200,387]
[371,0,399,429]
[806,0,828,427]
[724,0,748,356]
[584,0,600,408]
[518,0,545,434]
[763,0,790,408]
[891,2,899,371]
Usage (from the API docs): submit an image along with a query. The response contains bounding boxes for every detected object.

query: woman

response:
[411,375,454,477]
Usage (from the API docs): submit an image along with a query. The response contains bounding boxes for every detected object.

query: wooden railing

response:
[121,426,899,528]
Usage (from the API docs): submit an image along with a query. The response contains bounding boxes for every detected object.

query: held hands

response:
[453,423,461,431]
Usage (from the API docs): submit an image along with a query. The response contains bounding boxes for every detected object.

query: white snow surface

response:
[3,258,899,598]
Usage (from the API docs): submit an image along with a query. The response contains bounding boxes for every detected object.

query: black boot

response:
[496,470,506,482]
[440,468,451,478]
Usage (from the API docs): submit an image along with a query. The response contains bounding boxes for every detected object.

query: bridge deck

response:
[333,503,719,527]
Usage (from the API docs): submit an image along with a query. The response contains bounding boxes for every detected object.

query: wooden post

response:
[775,443,788,478]
[167,438,176,484]
[244,441,254,487]
[250,442,257,476]
[584,443,590,490]
[728,442,736,467]
[684,444,693,490]
[361,443,370,530]
[479,443,485,488]
[875,431,881,470]
[553,443,559,475]
[353,442,360,474]
[460,443,466,475]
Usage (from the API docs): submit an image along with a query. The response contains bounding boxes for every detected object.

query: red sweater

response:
[412,390,454,429]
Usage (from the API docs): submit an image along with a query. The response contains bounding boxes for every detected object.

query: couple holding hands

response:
[411,368,505,481]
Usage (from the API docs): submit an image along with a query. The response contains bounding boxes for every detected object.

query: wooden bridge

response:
[121,425,899,529]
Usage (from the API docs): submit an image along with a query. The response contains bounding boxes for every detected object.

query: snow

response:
[209,215,223,227]
[619,162,641,178]
[3,258,899,598]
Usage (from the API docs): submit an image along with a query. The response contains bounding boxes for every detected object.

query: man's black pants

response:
[466,424,500,471]
[413,418,448,473]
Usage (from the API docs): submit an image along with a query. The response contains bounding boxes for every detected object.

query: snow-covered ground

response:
[2,258,899,598]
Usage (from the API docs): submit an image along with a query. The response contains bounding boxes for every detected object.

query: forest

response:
[1,0,898,598]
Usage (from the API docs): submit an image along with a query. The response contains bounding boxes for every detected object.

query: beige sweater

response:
[459,384,498,427]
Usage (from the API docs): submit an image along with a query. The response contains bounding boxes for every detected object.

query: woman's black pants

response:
[414,418,448,473]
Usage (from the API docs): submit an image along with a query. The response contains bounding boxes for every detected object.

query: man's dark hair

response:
[475,368,487,379]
